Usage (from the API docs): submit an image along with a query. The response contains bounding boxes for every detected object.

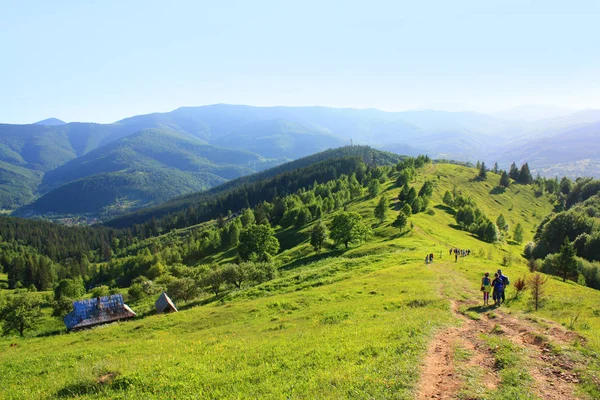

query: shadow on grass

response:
[178,291,232,311]
[279,249,345,272]
[277,227,308,252]
[434,204,455,215]
[384,230,411,241]
[489,186,506,195]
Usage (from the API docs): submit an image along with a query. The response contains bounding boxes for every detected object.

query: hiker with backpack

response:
[491,272,504,306]
[481,272,492,306]
[497,269,510,304]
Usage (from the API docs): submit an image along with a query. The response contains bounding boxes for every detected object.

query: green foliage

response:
[499,171,510,188]
[513,223,524,244]
[442,190,453,206]
[166,278,200,302]
[240,208,256,227]
[374,195,389,223]
[238,224,280,262]
[330,212,371,249]
[392,212,408,231]
[367,179,381,198]
[0,293,43,336]
[556,239,578,282]
[478,162,487,179]
[518,163,533,184]
[310,220,329,253]
[90,285,110,298]
[54,278,86,301]
[496,214,508,233]
[509,162,520,181]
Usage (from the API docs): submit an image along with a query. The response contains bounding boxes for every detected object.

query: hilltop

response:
[2,158,600,399]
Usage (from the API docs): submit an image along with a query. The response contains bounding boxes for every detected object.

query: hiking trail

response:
[416,264,585,399]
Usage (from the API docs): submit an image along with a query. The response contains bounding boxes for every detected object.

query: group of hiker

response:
[424,253,435,264]
[450,248,470,262]
[481,269,510,306]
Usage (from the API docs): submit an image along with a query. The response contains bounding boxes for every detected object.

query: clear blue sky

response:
[1,0,599,123]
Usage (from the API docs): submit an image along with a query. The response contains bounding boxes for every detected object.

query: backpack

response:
[502,275,510,286]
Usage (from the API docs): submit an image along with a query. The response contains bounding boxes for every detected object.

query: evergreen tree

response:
[401,203,412,216]
[509,162,520,180]
[496,214,508,232]
[556,239,577,282]
[374,195,389,223]
[513,223,523,244]
[493,162,499,174]
[499,171,510,188]
[398,184,410,202]
[559,177,573,195]
[518,163,533,184]
[392,212,408,231]
[442,191,454,207]
[367,179,381,198]
[310,220,329,253]
[478,162,487,180]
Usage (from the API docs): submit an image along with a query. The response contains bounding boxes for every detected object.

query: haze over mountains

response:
[1,104,599,218]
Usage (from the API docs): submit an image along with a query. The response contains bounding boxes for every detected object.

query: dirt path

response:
[416,295,584,399]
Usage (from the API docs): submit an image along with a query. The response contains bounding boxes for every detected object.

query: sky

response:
[1,0,599,123]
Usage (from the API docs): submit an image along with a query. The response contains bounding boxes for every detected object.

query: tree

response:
[499,171,510,188]
[406,187,417,204]
[559,177,573,195]
[90,285,110,298]
[496,214,508,232]
[222,263,252,289]
[528,273,548,311]
[167,277,200,302]
[518,163,533,184]
[442,191,453,207]
[367,179,381,198]
[392,212,408,231]
[374,195,389,223]
[0,293,43,337]
[238,224,280,262]
[201,267,225,296]
[418,180,434,198]
[513,223,524,244]
[401,203,412,216]
[240,208,256,227]
[295,207,313,228]
[398,184,410,202]
[493,162,499,174]
[483,221,498,243]
[310,220,329,253]
[509,162,520,180]
[478,162,487,179]
[227,220,242,246]
[330,212,371,249]
[556,239,577,282]
[54,278,85,301]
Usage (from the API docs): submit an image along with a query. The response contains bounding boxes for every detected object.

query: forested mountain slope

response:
[17,129,277,216]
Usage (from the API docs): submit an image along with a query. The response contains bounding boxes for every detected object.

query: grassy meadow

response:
[2,163,600,399]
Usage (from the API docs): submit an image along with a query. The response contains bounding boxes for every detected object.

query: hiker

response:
[492,272,504,306]
[429,253,434,263]
[481,272,492,306]
[425,256,429,265]
[497,269,510,304]
[449,248,453,256]
[455,252,458,262]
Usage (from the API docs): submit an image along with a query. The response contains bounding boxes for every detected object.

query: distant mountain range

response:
[1,104,599,218]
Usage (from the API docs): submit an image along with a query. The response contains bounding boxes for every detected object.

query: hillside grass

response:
[2,163,600,399]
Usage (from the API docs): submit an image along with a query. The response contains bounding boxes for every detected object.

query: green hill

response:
[19,129,278,216]
[2,160,600,399]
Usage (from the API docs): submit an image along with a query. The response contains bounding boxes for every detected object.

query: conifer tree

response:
[478,162,487,180]
[374,195,389,223]
[493,162,499,174]
[509,162,520,180]
[518,163,533,184]
[499,171,510,188]
[513,223,523,244]
[556,238,577,282]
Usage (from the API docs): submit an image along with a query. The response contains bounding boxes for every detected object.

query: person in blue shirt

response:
[491,272,504,307]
